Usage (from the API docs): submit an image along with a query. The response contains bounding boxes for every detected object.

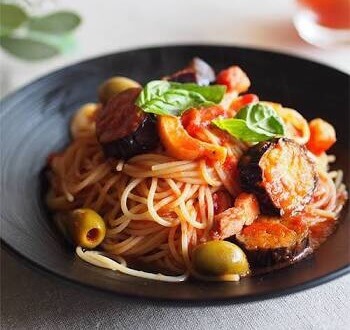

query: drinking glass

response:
[294,0,350,48]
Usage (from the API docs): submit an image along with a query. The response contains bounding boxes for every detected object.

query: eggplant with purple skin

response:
[163,57,215,86]
[235,216,310,268]
[96,88,159,159]
[238,138,317,216]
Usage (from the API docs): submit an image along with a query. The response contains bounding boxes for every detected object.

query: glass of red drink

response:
[294,0,350,47]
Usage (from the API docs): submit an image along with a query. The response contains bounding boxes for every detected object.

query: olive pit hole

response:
[87,228,99,241]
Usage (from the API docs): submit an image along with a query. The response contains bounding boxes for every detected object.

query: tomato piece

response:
[181,106,225,139]
[181,109,199,137]
[231,94,259,111]
[182,106,225,128]
[158,115,227,163]
[227,94,259,117]
[306,118,336,155]
[216,66,250,93]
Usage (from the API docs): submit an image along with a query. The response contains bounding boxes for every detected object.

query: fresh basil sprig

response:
[135,80,226,116]
[212,103,285,142]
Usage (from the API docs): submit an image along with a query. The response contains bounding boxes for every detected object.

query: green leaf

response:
[136,80,225,116]
[0,4,27,34]
[170,83,226,104]
[213,118,272,142]
[236,103,285,136]
[28,11,81,35]
[44,33,77,53]
[27,31,77,54]
[136,80,171,106]
[0,36,59,60]
[212,103,285,142]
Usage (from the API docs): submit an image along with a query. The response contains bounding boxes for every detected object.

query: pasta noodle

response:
[46,68,347,282]
[47,134,245,281]
[47,122,344,281]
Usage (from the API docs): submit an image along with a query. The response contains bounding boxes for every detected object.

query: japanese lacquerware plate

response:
[1,45,349,301]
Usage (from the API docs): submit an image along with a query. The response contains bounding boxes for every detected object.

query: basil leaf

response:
[136,80,171,107]
[139,89,211,116]
[212,103,285,142]
[136,80,225,116]
[212,118,272,142]
[28,11,81,35]
[170,83,226,104]
[236,103,285,137]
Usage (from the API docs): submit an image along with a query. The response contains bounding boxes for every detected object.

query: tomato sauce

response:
[309,219,337,248]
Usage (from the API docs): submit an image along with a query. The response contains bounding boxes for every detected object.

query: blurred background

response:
[1,1,350,329]
[0,0,349,98]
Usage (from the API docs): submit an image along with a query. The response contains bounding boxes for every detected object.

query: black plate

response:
[1,45,349,302]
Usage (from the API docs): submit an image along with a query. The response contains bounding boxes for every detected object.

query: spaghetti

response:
[46,61,347,282]
[47,136,243,281]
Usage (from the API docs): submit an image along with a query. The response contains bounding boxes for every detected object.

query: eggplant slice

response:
[238,138,317,216]
[163,57,215,86]
[96,88,159,159]
[235,216,310,268]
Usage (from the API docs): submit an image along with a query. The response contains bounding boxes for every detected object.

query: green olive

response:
[192,241,249,276]
[68,208,106,249]
[98,76,141,104]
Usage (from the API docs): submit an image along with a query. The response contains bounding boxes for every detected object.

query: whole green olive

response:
[192,240,249,276]
[68,208,106,249]
[98,76,141,104]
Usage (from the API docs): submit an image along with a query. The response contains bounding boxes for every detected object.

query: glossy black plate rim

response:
[2,43,349,102]
[1,44,349,303]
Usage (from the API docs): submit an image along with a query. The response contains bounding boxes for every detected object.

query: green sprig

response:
[136,80,226,116]
[0,3,81,61]
[212,103,286,142]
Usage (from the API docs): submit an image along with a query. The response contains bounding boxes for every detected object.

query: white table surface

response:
[1,0,349,329]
